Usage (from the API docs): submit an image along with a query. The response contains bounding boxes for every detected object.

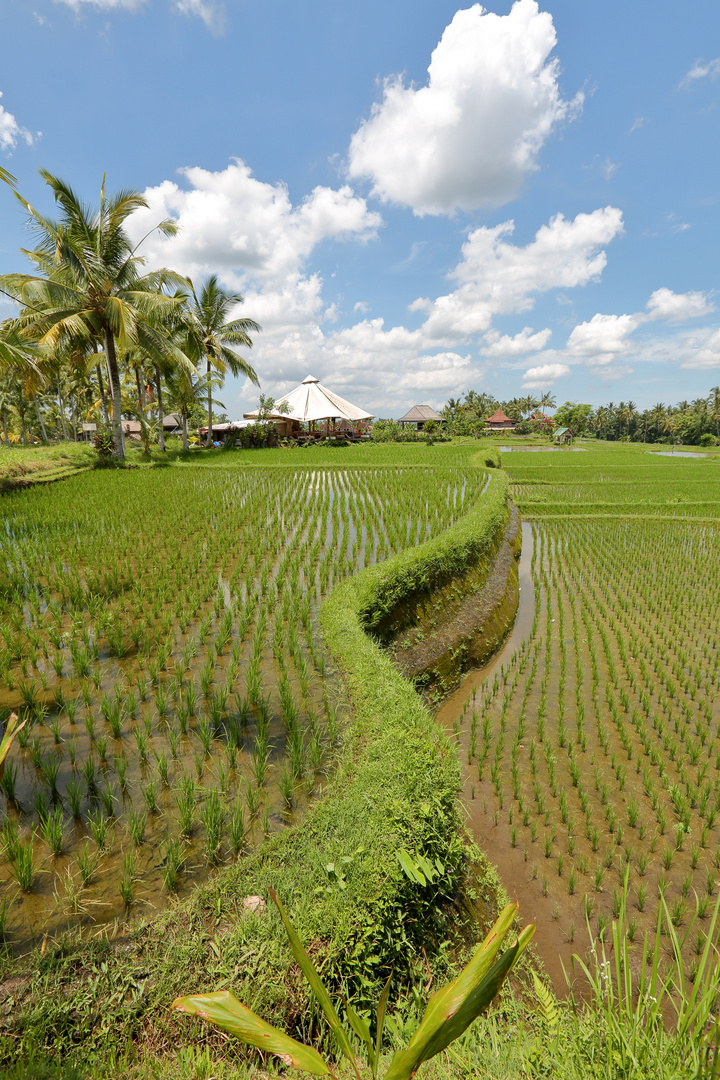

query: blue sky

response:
[2,0,720,417]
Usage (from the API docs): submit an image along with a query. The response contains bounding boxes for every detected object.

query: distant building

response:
[397,405,444,430]
[485,408,516,432]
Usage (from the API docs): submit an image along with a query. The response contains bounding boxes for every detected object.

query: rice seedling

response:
[119,846,137,907]
[9,837,38,891]
[161,837,185,892]
[39,806,65,855]
[0,760,17,803]
[77,841,97,887]
[228,800,245,856]
[88,809,111,851]
[199,789,224,863]
[142,782,159,814]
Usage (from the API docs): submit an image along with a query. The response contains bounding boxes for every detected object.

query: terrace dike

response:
[384,502,521,704]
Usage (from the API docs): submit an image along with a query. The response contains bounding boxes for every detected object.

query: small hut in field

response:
[553,426,573,445]
[485,408,516,433]
[397,405,443,430]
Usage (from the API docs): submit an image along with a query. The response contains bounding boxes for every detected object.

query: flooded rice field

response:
[0,464,489,952]
[438,516,720,990]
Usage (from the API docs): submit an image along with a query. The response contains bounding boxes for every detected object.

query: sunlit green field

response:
[0,457,487,949]
[454,440,720,971]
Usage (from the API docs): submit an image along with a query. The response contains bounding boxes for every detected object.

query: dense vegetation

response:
[441,388,720,446]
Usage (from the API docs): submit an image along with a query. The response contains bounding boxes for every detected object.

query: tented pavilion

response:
[244,375,374,438]
[397,404,443,430]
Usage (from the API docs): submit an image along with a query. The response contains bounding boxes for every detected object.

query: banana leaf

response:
[172,990,331,1076]
[383,904,534,1080]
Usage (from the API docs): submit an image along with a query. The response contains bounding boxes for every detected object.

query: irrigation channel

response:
[433,522,585,994]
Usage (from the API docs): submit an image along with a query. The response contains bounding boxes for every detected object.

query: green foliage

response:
[173,891,534,1079]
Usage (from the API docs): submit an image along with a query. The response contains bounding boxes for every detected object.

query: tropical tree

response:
[180,276,260,446]
[0,171,193,459]
[165,366,224,452]
[709,387,720,438]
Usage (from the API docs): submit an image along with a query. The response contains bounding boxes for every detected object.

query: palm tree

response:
[0,171,192,459]
[166,367,224,452]
[709,387,720,438]
[180,276,260,446]
[539,391,556,413]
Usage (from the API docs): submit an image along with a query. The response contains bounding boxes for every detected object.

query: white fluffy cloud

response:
[680,58,720,88]
[521,362,570,388]
[645,287,714,322]
[417,207,623,343]
[131,160,381,287]
[0,92,36,152]
[347,0,582,215]
[680,328,720,370]
[567,313,638,366]
[481,327,551,358]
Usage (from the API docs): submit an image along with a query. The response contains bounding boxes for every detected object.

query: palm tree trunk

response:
[1,412,8,446]
[154,365,165,452]
[205,356,213,447]
[57,380,69,441]
[71,395,77,441]
[135,366,144,418]
[182,406,189,452]
[35,401,49,443]
[104,330,125,461]
[21,415,27,446]
[96,362,110,425]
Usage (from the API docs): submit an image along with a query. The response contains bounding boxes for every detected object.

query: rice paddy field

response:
[448,442,720,982]
[0,456,489,952]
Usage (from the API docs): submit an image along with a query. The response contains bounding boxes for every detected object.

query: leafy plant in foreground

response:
[173,889,534,1078]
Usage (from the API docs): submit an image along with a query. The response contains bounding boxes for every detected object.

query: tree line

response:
[0,169,260,459]
[442,389,720,446]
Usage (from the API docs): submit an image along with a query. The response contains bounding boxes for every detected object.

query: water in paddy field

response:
[646,451,708,458]
[440,515,720,996]
[1,465,488,953]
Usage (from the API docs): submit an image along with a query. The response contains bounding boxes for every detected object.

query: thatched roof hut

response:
[397,405,443,429]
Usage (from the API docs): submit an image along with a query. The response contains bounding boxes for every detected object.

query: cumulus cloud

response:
[680,58,720,88]
[680,328,720,369]
[130,159,381,286]
[567,313,638,366]
[419,206,623,343]
[521,362,570,388]
[347,0,583,215]
[481,327,551,358]
[0,92,36,152]
[645,287,714,322]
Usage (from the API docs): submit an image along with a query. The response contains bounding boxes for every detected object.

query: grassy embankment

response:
[0,442,516,1077]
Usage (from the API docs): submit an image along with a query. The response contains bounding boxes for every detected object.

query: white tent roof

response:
[244,375,374,423]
